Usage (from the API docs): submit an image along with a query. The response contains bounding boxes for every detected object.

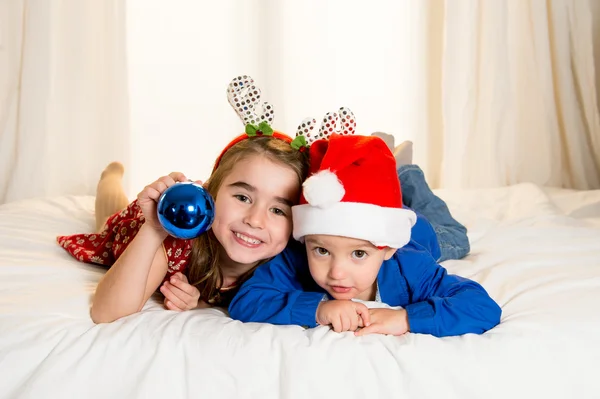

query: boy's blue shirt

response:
[228,209,502,337]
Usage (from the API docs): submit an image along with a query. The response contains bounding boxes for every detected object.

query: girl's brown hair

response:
[186,136,309,306]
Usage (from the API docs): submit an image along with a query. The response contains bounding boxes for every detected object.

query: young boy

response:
[228,134,501,337]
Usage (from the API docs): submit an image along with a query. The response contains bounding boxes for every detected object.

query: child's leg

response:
[397,163,470,262]
[371,133,470,262]
[95,162,129,232]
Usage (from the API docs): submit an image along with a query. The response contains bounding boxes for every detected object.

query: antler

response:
[318,107,356,138]
[295,107,356,145]
[227,75,275,126]
[295,117,318,145]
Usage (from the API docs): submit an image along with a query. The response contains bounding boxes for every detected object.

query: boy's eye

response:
[352,250,367,259]
[270,207,287,217]
[234,194,250,203]
[314,247,329,256]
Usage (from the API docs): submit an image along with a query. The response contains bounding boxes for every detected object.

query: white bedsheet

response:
[1,183,599,399]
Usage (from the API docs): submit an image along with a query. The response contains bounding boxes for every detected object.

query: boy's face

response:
[305,235,396,301]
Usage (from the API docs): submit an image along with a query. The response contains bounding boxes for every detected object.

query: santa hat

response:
[213,75,295,171]
[292,111,416,249]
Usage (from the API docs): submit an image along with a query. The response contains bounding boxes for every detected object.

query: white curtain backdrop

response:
[2,0,599,204]
[437,0,600,189]
[0,0,129,204]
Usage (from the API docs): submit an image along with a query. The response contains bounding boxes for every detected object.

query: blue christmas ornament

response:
[157,182,215,239]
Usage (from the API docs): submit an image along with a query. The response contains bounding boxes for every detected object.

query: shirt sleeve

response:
[57,200,144,266]
[57,199,193,280]
[398,244,502,337]
[228,242,325,327]
[162,236,193,277]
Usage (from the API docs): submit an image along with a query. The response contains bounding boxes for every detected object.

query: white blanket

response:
[1,183,599,399]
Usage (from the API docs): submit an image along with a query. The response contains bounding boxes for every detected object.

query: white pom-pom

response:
[302,169,345,208]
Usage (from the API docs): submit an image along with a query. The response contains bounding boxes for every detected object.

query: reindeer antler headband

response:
[216,75,357,170]
[227,75,276,137]
[227,75,357,145]
[292,107,357,150]
[214,75,295,170]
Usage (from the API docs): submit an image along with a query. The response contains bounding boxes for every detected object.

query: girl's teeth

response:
[235,232,261,244]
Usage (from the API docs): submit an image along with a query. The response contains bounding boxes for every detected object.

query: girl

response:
[58,134,308,323]
[57,76,310,323]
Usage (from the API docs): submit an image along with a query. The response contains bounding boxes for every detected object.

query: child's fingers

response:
[160,283,190,310]
[342,313,361,332]
[349,314,360,332]
[153,177,169,190]
[340,314,353,332]
[170,274,195,293]
[166,281,193,305]
[138,173,186,202]
[163,280,189,299]
[330,317,343,333]
[357,313,367,328]
[169,272,186,283]
[165,299,183,312]
[168,172,188,183]
[355,304,371,327]
[138,185,162,202]
[354,323,381,337]
[141,178,170,200]
[169,278,199,300]
[151,174,185,195]
[163,296,183,312]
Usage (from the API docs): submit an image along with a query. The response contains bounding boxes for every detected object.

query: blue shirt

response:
[229,211,501,337]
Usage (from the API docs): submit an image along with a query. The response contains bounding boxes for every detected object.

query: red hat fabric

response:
[292,133,416,249]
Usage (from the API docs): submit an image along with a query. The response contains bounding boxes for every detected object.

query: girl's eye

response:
[234,194,251,203]
[352,250,367,260]
[270,208,287,217]
[314,247,329,256]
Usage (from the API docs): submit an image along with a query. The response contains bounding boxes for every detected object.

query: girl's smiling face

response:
[211,154,300,269]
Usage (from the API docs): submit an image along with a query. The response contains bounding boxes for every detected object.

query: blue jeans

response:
[398,165,470,262]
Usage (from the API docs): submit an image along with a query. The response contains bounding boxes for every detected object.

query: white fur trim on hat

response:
[302,169,345,208]
[292,202,417,249]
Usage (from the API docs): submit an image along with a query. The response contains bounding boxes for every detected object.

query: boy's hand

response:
[160,272,201,311]
[354,308,409,337]
[316,300,371,333]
